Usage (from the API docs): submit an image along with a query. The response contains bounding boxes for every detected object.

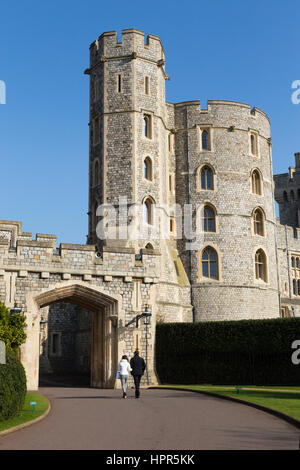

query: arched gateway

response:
[0,221,192,392]
[22,282,123,390]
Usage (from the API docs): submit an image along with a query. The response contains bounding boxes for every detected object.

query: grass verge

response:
[0,392,50,433]
[157,385,300,421]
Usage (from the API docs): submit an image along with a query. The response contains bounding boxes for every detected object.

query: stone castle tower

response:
[173,101,280,321]
[86,30,170,253]
[85,29,281,322]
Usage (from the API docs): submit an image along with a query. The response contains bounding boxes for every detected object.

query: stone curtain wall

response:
[276,222,300,317]
[274,153,300,230]
[0,220,191,389]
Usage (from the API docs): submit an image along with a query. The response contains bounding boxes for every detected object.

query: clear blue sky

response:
[0,0,299,244]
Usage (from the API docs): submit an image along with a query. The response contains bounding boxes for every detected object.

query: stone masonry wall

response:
[0,220,191,389]
[276,222,300,317]
[172,100,280,320]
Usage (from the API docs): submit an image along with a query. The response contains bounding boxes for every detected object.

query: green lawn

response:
[0,392,50,433]
[157,385,300,421]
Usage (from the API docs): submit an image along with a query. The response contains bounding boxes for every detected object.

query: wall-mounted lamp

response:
[125,304,152,328]
[10,299,22,316]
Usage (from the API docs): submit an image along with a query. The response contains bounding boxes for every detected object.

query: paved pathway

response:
[0,387,299,450]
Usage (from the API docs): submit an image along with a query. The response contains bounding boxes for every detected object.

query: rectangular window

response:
[168,133,174,153]
[250,132,259,156]
[170,217,175,233]
[132,279,142,312]
[201,129,210,150]
[199,126,212,152]
[117,74,122,93]
[143,114,152,139]
[281,307,290,318]
[145,76,150,95]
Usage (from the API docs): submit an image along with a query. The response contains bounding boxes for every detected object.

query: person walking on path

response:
[130,349,146,398]
[117,355,132,398]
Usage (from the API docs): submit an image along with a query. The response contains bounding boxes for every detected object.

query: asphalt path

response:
[0,387,299,450]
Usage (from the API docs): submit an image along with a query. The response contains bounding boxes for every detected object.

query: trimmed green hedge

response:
[0,348,27,421]
[155,318,300,385]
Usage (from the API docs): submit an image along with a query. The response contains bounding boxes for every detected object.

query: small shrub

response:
[0,348,27,421]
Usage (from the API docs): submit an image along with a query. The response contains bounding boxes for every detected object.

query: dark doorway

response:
[39,301,92,387]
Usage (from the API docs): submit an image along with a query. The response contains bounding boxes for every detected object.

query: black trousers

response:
[133,375,142,397]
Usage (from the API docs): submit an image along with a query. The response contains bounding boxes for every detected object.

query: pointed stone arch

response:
[22,281,124,390]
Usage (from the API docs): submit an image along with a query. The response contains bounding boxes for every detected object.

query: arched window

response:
[145,243,154,250]
[201,246,218,280]
[94,160,99,186]
[283,191,288,204]
[291,256,295,268]
[143,114,151,138]
[253,208,264,236]
[144,157,152,181]
[251,170,261,195]
[291,190,295,202]
[201,205,216,232]
[200,165,214,190]
[293,279,296,296]
[255,249,267,282]
[297,280,300,296]
[202,130,209,150]
[144,197,154,225]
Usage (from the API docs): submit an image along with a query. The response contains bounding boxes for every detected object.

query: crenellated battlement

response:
[88,29,165,70]
[0,220,57,249]
[171,99,271,138]
[276,221,300,273]
[0,220,162,281]
[274,153,300,229]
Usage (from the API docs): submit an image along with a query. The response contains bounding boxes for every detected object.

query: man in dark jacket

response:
[130,349,146,398]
